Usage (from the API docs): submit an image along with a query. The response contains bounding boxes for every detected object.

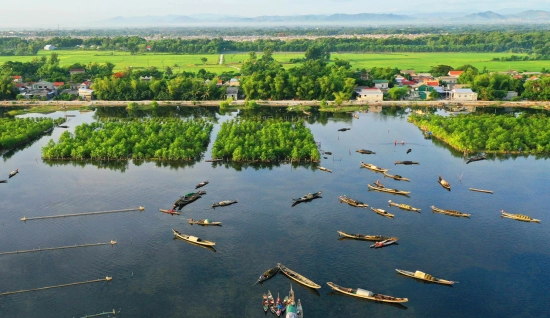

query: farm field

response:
[0,50,546,73]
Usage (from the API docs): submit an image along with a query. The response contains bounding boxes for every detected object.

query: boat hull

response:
[327,282,408,303]
[278,263,321,289]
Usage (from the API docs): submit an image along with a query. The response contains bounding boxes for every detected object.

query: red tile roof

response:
[12,75,22,79]
[426,81,440,86]
[449,71,464,76]
[53,82,64,87]
[401,80,416,85]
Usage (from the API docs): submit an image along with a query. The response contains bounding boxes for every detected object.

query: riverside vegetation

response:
[408,113,550,153]
[0,117,65,151]
[41,118,213,160]
[211,118,320,162]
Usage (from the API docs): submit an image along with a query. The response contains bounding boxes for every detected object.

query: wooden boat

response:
[8,169,18,179]
[276,293,283,316]
[368,184,410,196]
[317,166,332,173]
[293,191,322,204]
[438,175,451,191]
[466,155,487,164]
[326,282,408,303]
[268,290,276,314]
[296,299,303,318]
[159,208,180,215]
[353,113,359,119]
[277,263,321,289]
[188,218,222,226]
[370,207,395,219]
[173,190,206,210]
[0,180,7,183]
[339,195,368,208]
[388,200,420,212]
[396,269,456,285]
[324,151,332,155]
[431,206,470,218]
[212,200,238,208]
[338,231,397,242]
[338,128,350,132]
[257,266,279,284]
[195,180,209,189]
[356,149,376,155]
[501,210,540,223]
[58,125,69,128]
[469,188,493,194]
[394,161,419,165]
[360,162,388,173]
[383,172,410,182]
[263,293,269,313]
[172,229,216,246]
[205,158,223,162]
[370,239,397,248]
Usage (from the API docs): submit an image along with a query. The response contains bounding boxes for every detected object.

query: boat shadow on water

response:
[172,237,216,252]
[325,291,408,309]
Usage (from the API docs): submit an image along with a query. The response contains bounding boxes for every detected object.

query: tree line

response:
[211,118,320,162]
[408,113,550,153]
[41,118,213,160]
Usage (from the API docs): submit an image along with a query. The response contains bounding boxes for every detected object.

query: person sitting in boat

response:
[374,179,384,188]
[306,193,314,199]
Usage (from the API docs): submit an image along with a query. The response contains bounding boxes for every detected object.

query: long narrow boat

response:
[337,231,398,241]
[188,218,222,226]
[431,206,470,218]
[388,200,420,212]
[257,266,279,284]
[466,155,487,164]
[277,263,321,289]
[263,293,269,313]
[174,190,206,210]
[0,180,7,183]
[317,166,332,173]
[394,161,419,165]
[8,169,18,179]
[368,184,410,196]
[326,282,408,303]
[293,191,322,203]
[339,195,368,208]
[370,207,395,219]
[501,210,540,223]
[212,200,238,208]
[469,188,493,194]
[356,149,376,155]
[360,162,388,173]
[268,290,276,314]
[383,172,410,182]
[296,299,303,318]
[438,175,451,191]
[172,229,216,246]
[159,208,180,215]
[396,269,456,285]
[195,180,209,189]
[370,239,397,248]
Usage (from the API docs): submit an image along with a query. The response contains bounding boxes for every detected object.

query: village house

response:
[139,76,153,81]
[69,68,86,75]
[448,70,464,77]
[78,81,94,101]
[354,87,383,103]
[228,78,240,86]
[11,75,23,83]
[44,45,56,50]
[226,87,239,100]
[373,79,389,90]
[504,91,519,100]
[451,88,478,101]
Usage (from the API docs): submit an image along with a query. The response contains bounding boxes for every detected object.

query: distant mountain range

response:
[103,10,550,26]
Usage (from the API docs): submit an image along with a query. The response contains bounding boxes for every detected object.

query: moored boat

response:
[173,190,206,210]
[205,158,223,162]
[388,200,420,212]
[370,239,397,248]
[394,161,419,165]
[263,293,269,313]
[195,180,209,189]
[383,172,410,181]
[339,195,368,208]
[296,299,303,318]
[172,229,216,246]
[370,207,394,218]
[317,166,332,173]
[212,200,238,208]
[268,290,276,314]
[257,266,279,284]
[469,188,493,194]
[8,169,18,179]
[356,149,376,155]
[188,218,222,226]
[368,184,410,196]
[501,210,540,223]
[159,208,180,215]
[360,162,388,173]
[326,282,408,303]
[466,154,487,164]
[438,175,451,191]
[338,128,350,132]
[277,263,321,289]
[0,180,7,183]
[396,269,456,285]
[353,113,359,119]
[292,191,322,204]
[431,206,470,218]
[338,231,398,241]
[276,293,283,317]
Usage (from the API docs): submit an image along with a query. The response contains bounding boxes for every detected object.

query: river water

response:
[0,107,548,318]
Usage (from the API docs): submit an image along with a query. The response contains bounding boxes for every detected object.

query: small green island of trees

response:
[211,118,320,162]
[408,113,550,153]
[0,117,65,151]
[42,118,213,160]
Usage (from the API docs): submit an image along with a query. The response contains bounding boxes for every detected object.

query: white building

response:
[44,45,56,50]
[355,87,383,103]
[451,88,478,101]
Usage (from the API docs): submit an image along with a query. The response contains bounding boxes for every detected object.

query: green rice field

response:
[0,50,546,73]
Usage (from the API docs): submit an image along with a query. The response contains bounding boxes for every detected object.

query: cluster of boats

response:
[263,287,303,317]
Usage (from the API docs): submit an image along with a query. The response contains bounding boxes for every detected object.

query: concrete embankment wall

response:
[1,100,549,109]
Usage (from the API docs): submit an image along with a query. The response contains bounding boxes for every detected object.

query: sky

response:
[0,0,546,28]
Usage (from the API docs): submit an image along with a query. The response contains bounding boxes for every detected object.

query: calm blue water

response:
[0,108,549,318]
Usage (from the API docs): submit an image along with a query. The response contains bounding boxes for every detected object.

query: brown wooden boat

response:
[159,209,180,215]
[337,231,398,241]
[327,282,408,303]
[431,206,470,218]
[339,195,368,208]
[501,210,540,223]
[370,207,395,219]
[438,175,451,191]
[383,172,410,181]
[360,162,388,173]
[277,263,321,289]
[396,269,456,285]
[188,218,222,226]
[388,200,420,212]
